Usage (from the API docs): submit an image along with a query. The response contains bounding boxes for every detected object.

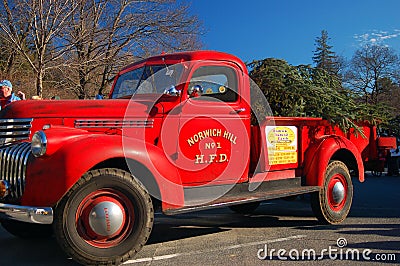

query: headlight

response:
[31,131,47,157]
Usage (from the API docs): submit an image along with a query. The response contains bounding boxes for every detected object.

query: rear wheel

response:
[53,168,154,265]
[229,202,260,214]
[0,220,53,238]
[311,161,353,224]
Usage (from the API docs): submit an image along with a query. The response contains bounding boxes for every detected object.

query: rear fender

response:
[303,135,364,186]
[23,134,184,210]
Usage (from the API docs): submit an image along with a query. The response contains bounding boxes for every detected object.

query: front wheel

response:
[53,168,154,265]
[311,161,353,225]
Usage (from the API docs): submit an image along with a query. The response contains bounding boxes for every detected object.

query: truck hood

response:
[0,99,164,119]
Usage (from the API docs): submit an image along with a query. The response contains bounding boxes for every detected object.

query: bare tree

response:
[344,44,399,104]
[0,0,202,99]
[0,1,32,78]
[57,0,203,99]
[0,34,18,76]
[0,0,78,97]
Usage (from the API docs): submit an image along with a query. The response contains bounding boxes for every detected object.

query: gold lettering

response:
[187,128,224,147]
[209,154,217,163]
[203,129,210,138]
[193,153,229,164]
[194,155,204,164]
[219,153,228,162]
[223,130,237,144]
[223,130,229,139]
[187,138,195,147]
[198,132,204,140]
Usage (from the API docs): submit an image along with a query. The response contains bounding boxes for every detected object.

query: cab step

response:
[164,178,320,215]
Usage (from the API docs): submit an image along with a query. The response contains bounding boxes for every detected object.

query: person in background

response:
[0,79,25,110]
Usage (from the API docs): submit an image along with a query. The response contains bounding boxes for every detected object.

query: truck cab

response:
[0,51,395,265]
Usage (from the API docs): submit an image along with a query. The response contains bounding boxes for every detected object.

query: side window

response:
[188,65,238,102]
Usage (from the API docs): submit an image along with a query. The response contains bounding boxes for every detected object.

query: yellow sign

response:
[266,126,298,165]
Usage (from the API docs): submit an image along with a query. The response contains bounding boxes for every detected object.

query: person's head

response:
[0,80,13,99]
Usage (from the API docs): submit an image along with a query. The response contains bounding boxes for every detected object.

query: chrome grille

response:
[75,119,154,128]
[0,142,31,199]
[0,118,32,147]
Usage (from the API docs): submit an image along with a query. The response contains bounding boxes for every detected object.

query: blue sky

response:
[189,0,400,66]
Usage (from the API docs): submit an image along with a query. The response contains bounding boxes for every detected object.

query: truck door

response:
[175,63,250,186]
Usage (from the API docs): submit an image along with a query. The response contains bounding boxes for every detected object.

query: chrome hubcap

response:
[332,182,345,204]
[88,201,124,236]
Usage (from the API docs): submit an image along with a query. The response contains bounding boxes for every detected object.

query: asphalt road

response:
[0,173,399,266]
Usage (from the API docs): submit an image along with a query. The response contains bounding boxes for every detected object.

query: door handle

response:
[231,108,246,114]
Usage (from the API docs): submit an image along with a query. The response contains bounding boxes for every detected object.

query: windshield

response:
[111,64,184,99]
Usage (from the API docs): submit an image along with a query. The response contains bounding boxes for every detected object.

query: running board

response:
[164,180,320,215]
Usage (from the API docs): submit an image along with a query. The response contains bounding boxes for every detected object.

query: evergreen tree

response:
[313,30,339,76]
[248,58,390,134]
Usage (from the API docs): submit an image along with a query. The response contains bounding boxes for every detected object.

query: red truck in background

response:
[0,51,396,265]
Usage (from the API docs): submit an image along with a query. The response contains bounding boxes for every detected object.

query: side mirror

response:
[163,86,181,97]
[188,84,203,98]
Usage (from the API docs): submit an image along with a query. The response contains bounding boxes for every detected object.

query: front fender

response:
[22,134,184,209]
[303,135,364,186]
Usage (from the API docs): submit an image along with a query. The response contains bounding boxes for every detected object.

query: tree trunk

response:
[36,70,44,98]
[5,51,16,76]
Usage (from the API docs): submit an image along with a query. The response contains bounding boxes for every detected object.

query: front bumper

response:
[0,203,53,224]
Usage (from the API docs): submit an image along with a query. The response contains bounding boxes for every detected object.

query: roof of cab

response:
[120,50,247,73]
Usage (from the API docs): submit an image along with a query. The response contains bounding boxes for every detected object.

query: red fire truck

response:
[0,51,395,265]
